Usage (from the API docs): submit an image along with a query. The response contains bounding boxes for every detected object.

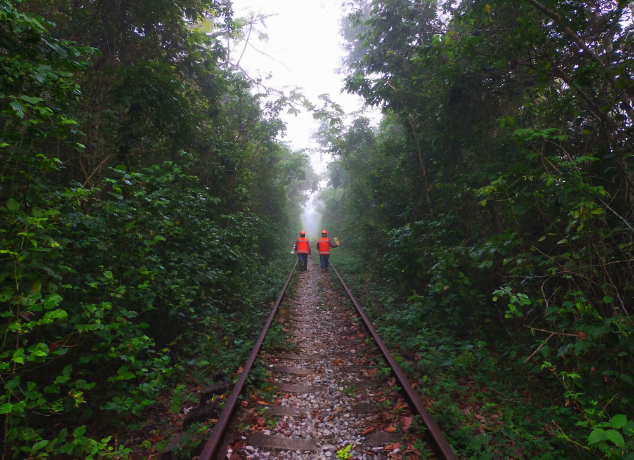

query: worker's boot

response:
[303,260,308,271]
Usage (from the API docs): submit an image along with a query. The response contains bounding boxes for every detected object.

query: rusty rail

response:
[199,260,297,460]
[330,262,459,460]
[199,258,457,460]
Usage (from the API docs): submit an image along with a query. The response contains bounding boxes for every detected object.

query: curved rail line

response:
[198,259,458,460]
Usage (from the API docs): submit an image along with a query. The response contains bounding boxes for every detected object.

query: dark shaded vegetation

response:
[320,0,634,458]
[0,0,315,457]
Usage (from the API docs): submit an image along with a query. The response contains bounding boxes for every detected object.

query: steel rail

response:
[330,262,459,460]
[199,260,297,460]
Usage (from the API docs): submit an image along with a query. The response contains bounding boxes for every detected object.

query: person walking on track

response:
[317,230,339,272]
[294,231,311,272]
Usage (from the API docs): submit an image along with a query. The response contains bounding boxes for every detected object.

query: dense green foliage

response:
[320,0,634,457]
[0,0,311,457]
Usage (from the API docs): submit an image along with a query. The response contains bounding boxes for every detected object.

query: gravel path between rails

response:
[225,258,433,460]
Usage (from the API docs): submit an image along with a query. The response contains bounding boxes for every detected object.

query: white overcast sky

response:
[229,0,373,175]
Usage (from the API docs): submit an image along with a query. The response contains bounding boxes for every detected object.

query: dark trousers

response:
[297,253,308,271]
[319,254,329,269]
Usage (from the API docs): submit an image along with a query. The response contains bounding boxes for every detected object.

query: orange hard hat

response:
[300,231,306,235]
[321,230,327,234]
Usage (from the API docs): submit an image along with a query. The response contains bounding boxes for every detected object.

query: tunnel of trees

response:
[1,0,634,458]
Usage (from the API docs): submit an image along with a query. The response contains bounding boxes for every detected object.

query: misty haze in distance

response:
[229,0,370,237]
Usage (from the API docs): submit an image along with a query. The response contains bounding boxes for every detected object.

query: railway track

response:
[194,257,458,460]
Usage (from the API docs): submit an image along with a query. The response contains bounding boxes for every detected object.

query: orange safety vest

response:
[296,237,310,254]
[318,237,332,255]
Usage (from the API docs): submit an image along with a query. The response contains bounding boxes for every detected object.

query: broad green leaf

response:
[21,95,44,105]
[27,343,49,357]
[31,440,48,451]
[43,294,63,309]
[73,425,86,438]
[611,414,627,429]
[12,348,25,364]
[42,309,68,322]
[588,428,607,444]
[10,101,25,118]
[10,400,26,414]
[605,429,625,448]
[6,198,20,212]
[0,287,14,302]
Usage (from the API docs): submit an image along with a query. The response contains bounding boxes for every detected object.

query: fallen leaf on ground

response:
[386,426,396,433]
[362,426,375,435]
[149,435,162,442]
[394,399,407,410]
[402,416,412,430]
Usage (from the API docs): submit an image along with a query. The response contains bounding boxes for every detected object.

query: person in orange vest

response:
[317,230,338,272]
[294,231,311,272]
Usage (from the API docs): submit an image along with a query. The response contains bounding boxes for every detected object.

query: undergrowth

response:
[331,250,634,459]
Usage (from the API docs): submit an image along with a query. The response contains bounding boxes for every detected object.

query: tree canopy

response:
[318,0,634,457]
[0,0,313,457]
